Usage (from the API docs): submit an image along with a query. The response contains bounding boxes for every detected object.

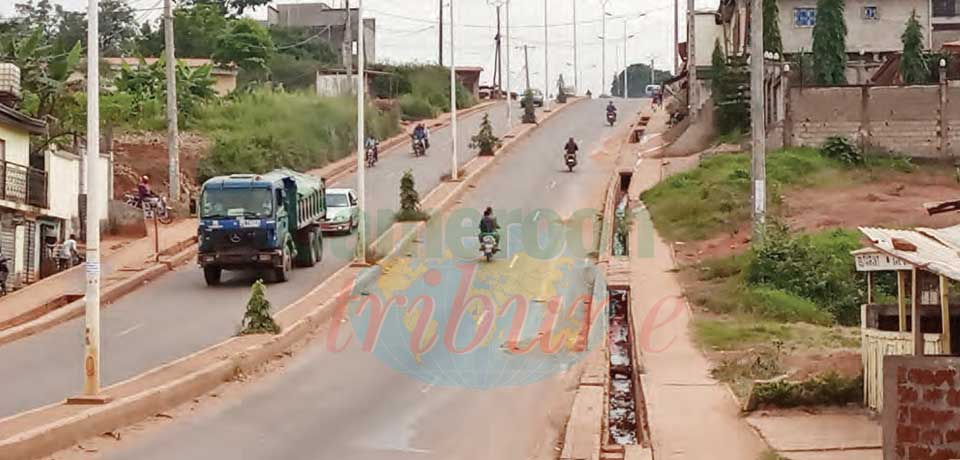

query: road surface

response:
[93,98,645,460]
[0,103,522,418]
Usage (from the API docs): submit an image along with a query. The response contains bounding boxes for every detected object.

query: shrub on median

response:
[240,280,281,335]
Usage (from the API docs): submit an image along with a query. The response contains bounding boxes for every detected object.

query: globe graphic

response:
[347,251,608,389]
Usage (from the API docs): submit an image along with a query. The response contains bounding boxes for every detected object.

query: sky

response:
[0,0,720,94]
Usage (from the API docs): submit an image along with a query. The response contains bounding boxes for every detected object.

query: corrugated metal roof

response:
[918,225,960,250]
[859,226,960,281]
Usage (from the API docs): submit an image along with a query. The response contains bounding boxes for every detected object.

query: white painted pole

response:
[623,21,628,100]
[543,0,549,111]
[164,0,179,201]
[356,0,366,263]
[83,0,102,397]
[450,0,459,181]
[506,0,512,127]
[602,0,608,95]
[573,0,579,94]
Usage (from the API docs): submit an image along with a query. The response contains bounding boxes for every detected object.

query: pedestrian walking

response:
[59,234,78,271]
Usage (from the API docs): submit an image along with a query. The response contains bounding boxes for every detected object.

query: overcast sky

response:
[0,0,720,94]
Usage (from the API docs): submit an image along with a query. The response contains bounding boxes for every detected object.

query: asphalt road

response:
[0,103,522,418]
[97,98,646,460]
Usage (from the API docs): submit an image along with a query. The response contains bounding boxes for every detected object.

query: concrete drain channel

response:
[606,288,641,449]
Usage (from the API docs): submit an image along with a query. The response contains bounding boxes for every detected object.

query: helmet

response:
[141,175,149,183]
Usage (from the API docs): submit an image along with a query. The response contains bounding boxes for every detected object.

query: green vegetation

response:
[611,63,673,97]
[763,0,784,55]
[711,39,749,136]
[812,0,848,85]
[370,65,475,120]
[195,91,400,180]
[396,169,429,222]
[901,10,927,85]
[469,114,502,156]
[750,372,862,408]
[521,90,538,124]
[239,280,280,335]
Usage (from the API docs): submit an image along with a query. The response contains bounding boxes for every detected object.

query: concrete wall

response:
[0,123,31,166]
[786,83,956,158]
[695,11,721,69]
[779,0,931,55]
[883,356,960,460]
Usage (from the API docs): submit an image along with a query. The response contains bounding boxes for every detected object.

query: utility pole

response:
[163,0,179,201]
[449,0,458,181]
[651,57,655,85]
[623,21,628,100]
[344,0,353,79]
[490,1,503,91]
[79,0,105,403]
[750,0,766,242]
[355,0,366,263]
[438,0,444,65]
[543,0,549,111]
[523,44,532,91]
[674,0,679,74]
[572,0,579,93]
[687,0,698,117]
[602,0,609,95]
[505,0,512,127]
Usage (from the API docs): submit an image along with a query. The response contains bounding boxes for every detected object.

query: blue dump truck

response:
[197,169,326,286]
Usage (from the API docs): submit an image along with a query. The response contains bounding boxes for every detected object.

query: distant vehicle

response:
[524,89,545,107]
[197,169,326,285]
[645,85,662,98]
[321,188,359,235]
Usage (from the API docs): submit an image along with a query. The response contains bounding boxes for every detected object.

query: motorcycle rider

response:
[564,137,579,160]
[365,135,379,163]
[413,123,430,150]
[606,101,618,117]
[478,206,501,248]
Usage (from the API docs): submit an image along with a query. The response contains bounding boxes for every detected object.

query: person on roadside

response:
[0,249,9,295]
[59,234,78,270]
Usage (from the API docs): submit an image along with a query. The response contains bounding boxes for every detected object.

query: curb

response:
[0,101,576,460]
[0,238,198,347]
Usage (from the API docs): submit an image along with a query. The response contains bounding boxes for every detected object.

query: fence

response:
[862,327,943,412]
[784,82,960,158]
[0,160,47,209]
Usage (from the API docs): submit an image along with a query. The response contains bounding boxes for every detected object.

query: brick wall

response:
[787,84,955,159]
[883,356,960,460]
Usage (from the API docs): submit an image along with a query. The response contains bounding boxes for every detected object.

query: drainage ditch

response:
[607,288,640,446]
[612,173,633,257]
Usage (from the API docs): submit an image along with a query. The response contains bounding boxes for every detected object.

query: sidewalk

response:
[0,219,197,336]
[746,409,881,460]
[627,111,767,459]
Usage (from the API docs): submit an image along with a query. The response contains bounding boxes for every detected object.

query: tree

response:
[763,0,783,55]
[214,19,274,72]
[811,0,847,85]
[170,4,229,58]
[469,114,502,156]
[12,0,139,55]
[711,39,749,136]
[185,0,270,17]
[396,169,428,221]
[521,90,537,124]
[269,26,339,63]
[900,10,927,85]
[239,280,280,335]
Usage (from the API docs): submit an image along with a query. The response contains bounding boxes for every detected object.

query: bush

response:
[746,287,833,325]
[748,224,862,325]
[239,280,280,335]
[749,372,862,409]
[396,169,429,222]
[821,136,863,165]
[469,114,502,155]
[399,94,437,120]
[195,90,400,180]
[521,90,538,124]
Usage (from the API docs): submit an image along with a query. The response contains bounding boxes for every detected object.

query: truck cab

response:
[197,171,325,285]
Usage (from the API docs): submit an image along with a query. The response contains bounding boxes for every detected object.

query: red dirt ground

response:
[111,132,208,199]
[676,170,960,264]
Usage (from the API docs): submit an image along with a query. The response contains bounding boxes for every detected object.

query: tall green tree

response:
[186,0,271,16]
[763,0,783,55]
[213,19,274,72]
[811,0,848,85]
[711,39,748,135]
[173,4,229,58]
[900,10,927,85]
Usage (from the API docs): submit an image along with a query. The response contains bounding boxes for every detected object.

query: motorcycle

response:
[411,136,426,157]
[123,193,174,224]
[606,111,617,126]
[564,152,578,172]
[479,233,498,262]
[365,145,378,168]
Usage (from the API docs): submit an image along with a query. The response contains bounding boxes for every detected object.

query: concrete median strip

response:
[0,98,582,460]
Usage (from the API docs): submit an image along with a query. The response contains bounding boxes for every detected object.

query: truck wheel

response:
[274,251,291,282]
[302,230,319,267]
[314,232,324,263]
[203,266,222,286]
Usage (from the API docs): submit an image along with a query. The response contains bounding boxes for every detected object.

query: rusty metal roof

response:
[859,226,960,280]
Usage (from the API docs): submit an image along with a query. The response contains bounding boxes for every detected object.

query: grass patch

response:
[749,372,863,409]
[194,90,401,180]
[693,315,859,352]
[371,64,476,120]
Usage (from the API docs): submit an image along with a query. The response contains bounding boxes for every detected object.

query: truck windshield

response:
[201,188,273,219]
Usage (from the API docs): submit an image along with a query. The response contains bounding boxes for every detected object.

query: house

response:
[716,0,932,84]
[102,57,238,96]
[455,67,483,100]
[933,0,960,48]
[267,3,376,65]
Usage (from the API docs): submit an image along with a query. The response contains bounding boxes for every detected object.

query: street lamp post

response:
[601,0,610,95]
[543,0,550,111]
[449,0,458,181]
[572,0,578,94]
[356,0,367,264]
[505,0,512,127]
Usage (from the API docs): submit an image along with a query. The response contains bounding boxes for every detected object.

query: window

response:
[863,6,879,20]
[794,7,816,27]
[0,139,5,161]
[934,0,958,18]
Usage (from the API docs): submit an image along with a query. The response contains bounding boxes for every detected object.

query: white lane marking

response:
[533,210,541,221]
[548,180,557,190]
[509,254,520,268]
[420,384,434,393]
[117,324,143,337]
